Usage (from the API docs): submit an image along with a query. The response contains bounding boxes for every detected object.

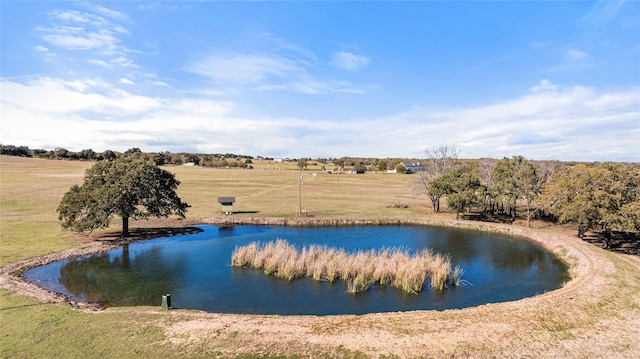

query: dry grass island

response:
[1,155,639,358]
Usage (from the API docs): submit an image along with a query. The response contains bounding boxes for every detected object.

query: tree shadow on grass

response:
[93,226,204,243]
[583,231,640,256]
[0,302,49,311]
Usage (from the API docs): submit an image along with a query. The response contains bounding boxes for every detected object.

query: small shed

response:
[217,197,236,214]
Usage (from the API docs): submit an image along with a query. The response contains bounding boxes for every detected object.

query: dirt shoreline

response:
[2,217,640,358]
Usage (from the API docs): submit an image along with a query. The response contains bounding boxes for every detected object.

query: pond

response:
[24,225,569,315]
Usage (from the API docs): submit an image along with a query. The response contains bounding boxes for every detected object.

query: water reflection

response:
[58,245,188,306]
[25,225,569,315]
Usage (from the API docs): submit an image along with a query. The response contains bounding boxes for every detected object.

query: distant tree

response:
[478,158,498,212]
[414,145,460,213]
[431,164,483,219]
[0,145,30,157]
[297,158,308,169]
[102,150,116,161]
[395,163,407,174]
[78,148,96,160]
[491,156,555,227]
[57,157,190,238]
[378,161,388,172]
[54,147,69,159]
[31,148,48,158]
[124,147,143,158]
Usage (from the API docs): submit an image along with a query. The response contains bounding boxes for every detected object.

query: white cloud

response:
[566,48,588,59]
[187,51,367,94]
[91,5,129,22]
[261,32,318,64]
[34,45,56,61]
[1,77,159,115]
[547,46,594,73]
[1,76,637,162]
[120,78,135,85]
[111,56,138,68]
[531,79,558,92]
[89,59,110,67]
[35,5,136,73]
[39,28,116,51]
[150,80,170,87]
[187,52,300,84]
[582,0,627,25]
[330,51,370,71]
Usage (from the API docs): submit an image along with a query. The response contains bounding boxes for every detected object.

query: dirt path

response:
[2,218,639,358]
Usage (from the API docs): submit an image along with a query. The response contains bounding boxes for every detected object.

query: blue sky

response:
[1,1,638,161]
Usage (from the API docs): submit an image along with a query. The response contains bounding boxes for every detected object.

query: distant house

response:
[401,162,426,174]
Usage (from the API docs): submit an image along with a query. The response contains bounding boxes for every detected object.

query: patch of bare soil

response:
[2,218,640,358]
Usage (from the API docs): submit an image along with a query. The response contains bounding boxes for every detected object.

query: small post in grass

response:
[161,293,171,310]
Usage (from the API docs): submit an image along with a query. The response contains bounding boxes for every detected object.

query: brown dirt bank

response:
[2,217,640,358]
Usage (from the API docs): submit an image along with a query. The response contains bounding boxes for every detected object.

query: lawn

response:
[1,155,639,358]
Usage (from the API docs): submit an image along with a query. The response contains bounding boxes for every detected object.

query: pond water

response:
[24,225,569,315]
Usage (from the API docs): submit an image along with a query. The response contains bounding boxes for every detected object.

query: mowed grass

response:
[170,165,427,219]
[0,156,93,265]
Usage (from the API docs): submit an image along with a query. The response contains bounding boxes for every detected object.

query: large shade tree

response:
[430,164,484,219]
[58,157,190,237]
[541,163,639,244]
[492,156,555,227]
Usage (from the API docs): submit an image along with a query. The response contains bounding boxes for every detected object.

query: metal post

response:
[298,168,302,216]
[161,293,171,310]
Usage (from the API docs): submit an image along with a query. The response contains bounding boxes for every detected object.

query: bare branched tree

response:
[413,145,460,213]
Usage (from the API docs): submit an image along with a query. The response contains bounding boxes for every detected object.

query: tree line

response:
[414,146,639,245]
[0,144,254,167]
[0,144,426,172]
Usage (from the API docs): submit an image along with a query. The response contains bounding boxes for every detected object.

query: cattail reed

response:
[231,240,462,294]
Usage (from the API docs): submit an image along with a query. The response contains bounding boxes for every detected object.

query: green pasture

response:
[170,164,426,219]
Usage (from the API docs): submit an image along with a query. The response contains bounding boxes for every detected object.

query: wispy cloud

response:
[35,7,134,68]
[90,4,129,22]
[187,52,300,85]
[531,79,558,92]
[34,45,56,62]
[566,48,588,60]
[330,51,370,71]
[546,46,594,73]
[583,0,627,25]
[186,49,367,94]
[119,78,135,85]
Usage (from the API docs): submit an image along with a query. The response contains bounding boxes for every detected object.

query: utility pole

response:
[298,168,302,216]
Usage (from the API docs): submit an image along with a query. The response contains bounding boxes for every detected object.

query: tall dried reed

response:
[231,240,462,294]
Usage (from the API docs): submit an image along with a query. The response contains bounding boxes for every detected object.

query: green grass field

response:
[2,155,638,358]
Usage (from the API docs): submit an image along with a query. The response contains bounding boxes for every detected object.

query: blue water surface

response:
[24,225,569,315]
